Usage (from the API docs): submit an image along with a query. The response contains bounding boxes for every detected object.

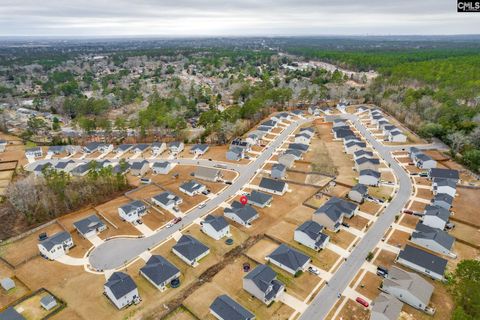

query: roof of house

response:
[429,168,459,180]
[295,133,311,140]
[191,144,209,152]
[228,146,244,156]
[261,120,277,127]
[356,157,380,165]
[73,214,105,236]
[169,141,183,148]
[244,264,278,293]
[300,127,314,133]
[359,169,381,178]
[194,166,220,179]
[26,146,42,153]
[140,255,180,286]
[40,294,56,307]
[151,142,165,149]
[119,200,146,214]
[71,162,90,174]
[412,223,454,250]
[0,307,26,320]
[267,244,310,271]
[284,148,303,158]
[152,191,181,206]
[433,193,453,205]
[288,143,309,152]
[416,153,434,162]
[39,231,71,251]
[314,197,358,222]
[371,293,403,320]
[383,266,434,306]
[257,126,271,132]
[172,235,209,261]
[203,214,229,232]
[345,141,366,148]
[351,183,368,195]
[296,221,328,247]
[33,163,51,172]
[180,180,205,194]
[117,144,133,151]
[333,128,354,138]
[130,160,149,170]
[104,272,137,300]
[224,201,259,223]
[259,177,286,193]
[390,130,405,136]
[272,163,286,173]
[133,143,150,151]
[398,245,448,276]
[424,205,450,222]
[153,161,171,169]
[55,160,74,169]
[210,295,254,320]
[433,178,457,189]
[247,190,273,206]
[48,145,65,153]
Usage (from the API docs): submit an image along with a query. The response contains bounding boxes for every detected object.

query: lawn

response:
[337,299,370,320]
[373,249,397,269]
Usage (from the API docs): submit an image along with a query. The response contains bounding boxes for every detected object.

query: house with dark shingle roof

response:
[224,201,259,227]
[226,146,245,161]
[432,178,456,198]
[271,163,287,179]
[396,245,448,281]
[359,169,381,186]
[414,153,437,169]
[313,197,358,231]
[73,214,106,238]
[37,231,74,260]
[140,255,180,291]
[151,191,182,212]
[118,200,147,223]
[202,214,230,240]
[247,190,273,208]
[288,143,309,152]
[266,244,311,275]
[194,166,221,182]
[116,144,133,154]
[152,161,173,174]
[355,157,380,172]
[370,293,403,320]
[411,223,455,257]
[172,235,210,267]
[348,184,368,203]
[179,180,206,196]
[294,220,329,251]
[284,148,303,160]
[25,146,43,158]
[104,272,140,309]
[428,168,459,183]
[278,153,296,168]
[422,205,450,230]
[258,177,288,195]
[190,143,210,155]
[432,193,453,210]
[168,141,184,154]
[210,295,255,320]
[0,307,26,320]
[345,141,366,154]
[151,142,167,155]
[129,160,149,176]
[243,264,285,305]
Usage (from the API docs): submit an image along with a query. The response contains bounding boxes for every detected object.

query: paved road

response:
[299,114,412,320]
[87,118,309,271]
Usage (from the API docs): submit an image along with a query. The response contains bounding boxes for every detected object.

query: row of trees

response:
[450,260,480,319]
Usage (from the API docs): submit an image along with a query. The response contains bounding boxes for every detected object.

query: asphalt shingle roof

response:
[398,245,448,276]
[73,214,105,236]
[39,231,71,251]
[210,295,255,320]
[203,214,229,232]
[413,223,454,250]
[172,235,209,261]
[140,255,180,286]
[267,244,310,272]
[105,272,137,300]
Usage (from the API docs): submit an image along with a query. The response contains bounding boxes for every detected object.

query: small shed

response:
[40,294,58,311]
[0,277,15,291]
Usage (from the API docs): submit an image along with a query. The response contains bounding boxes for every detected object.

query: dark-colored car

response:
[173,217,183,224]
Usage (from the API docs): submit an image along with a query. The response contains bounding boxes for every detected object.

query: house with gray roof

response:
[333,127,354,140]
[194,166,221,182]
[271,163,287,179]
[116,144,133,154]
[40,294,57,311]
[172,235,210,267]
[47,145,65,155]
[0,277,15,291]
[168,141,184,154]
[0,307,26,320]
[25,146,43,158]
[415,153,437,169]
[83,142,113,154]
[432,193,453,210]
[345,141,366,154]
[278,153,296,168]
[313,197,358,231]
[266,244,311,275]
[261,120,277,128]
[243,264,285,305]
[210,294,255,320]
[224,201,259,227]
[257,125,272,133]
[382,266,434,311]
[38,231,74,260]
[104,272,140,309]
[396,245,448,281]
[355,157,380,172]
[226,146,245,161]
[202,215,230,240]
[152,161,173,174]
[179,180,206,196]
[284,148,303,160]
[132,144,150,154]
[190,143,210,155]
[294,220,329,251]
[359,169,381,186]
[152,191,182,213]
[370,293,403,320]
[130,160,149,176]
[71,162,91,176]
[349,184,368,203]
[151,142,167,155]
[288,143,309,152]
[0,140,7,153]
[246,130,266,145]
[432,178,456,198]
[411,223,455,257]
[32,163,52,176]
[118,200,147,223]
[272,112,291,122]
[231,138,251,151]
[258,177,288,195]
[409,147,422,161]
[294,133,311,145]
[247,190,273,208]
[73,214,106,238]
[388,130,407,142]
[54,160,76,173]
[140,255,180,291]
[428,168,459,183]
[422,205,450,230]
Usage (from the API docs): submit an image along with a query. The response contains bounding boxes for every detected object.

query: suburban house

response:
[194,166,221,182]
[132,144,150,154]
[409,147,422,161]
[129,160,150,176]
[294,220,330,251]
[38,231,74,260]
[428,168,459,183]
[226,146,245,161]
[278,153,296,168]
[0,140,8,152]
[118,200,147,223]
[294,133,311,145]
[258,177,288,195]
[224,201,259,227]
[288,143,309,153]
[382,266,434,311]
[292,110,304,117]
[333,127,355,140]
[54,160,76,173]
[246,130,266,145]
[313,197,358,231]
[0,307,26,320]
[243,264,285,305]
[422,205,450,230]
[257,125,272,133]
[359,169,381,186]
[272,112,291,122]
[32,163,51,176]
[40,294,57,311]
[432,193,453,210]
[284,148,303,160]
[152,161,173,174]
[411,223,455,257]
[210,294,255,320]
[73,214,106,238]
[172,235,210,267]
[140,255,180,291]
[168,141,185,154]
[116,144,133,154]
[354,150,374,161]
[83,142,113,154]
[47,145,65,156]
[415,153,437,169]
[112,162,130,174]
[247,190,273,208]
[104,272,140,309]
[266,244,310,275]
[190,144,210,156]
[151,142,167,155]
[271,163,287,179]
[345,141,366,154]
[432,178,456,197]
[261,119,278,128]
[355,157,380,172]
[370,293,403,320]
[231,138,251,151]
[179,180,206,196]
[348,183,368,203]
[201,214,230,240]
[25,146,43,158]
[396,245,448,281]
[70,162,91,176]
[387,130,407,143]
[152,191,183,212]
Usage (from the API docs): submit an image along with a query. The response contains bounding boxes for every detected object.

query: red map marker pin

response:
[240,195,248,206]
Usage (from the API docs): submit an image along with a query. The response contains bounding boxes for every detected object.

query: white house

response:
[179,180,206,196]
[411,223,455,257]
[118,200,147,223]
[266,244,310,275]
[258,177,288,195]
[190,144,209,156]
[202,215,230,240]
[172,235,210,267]
[152,161,173,174]
[294,220,329,251]
[169,141,185,154]
[388,130,407,143]
[25,146,43,158]
[0,140,7,152]
[151,142,167,155]
[432,178,456,197]
[359,169,381,186]
[38,231,74,260]
[152,191,183,212]
[224,201,259,227]
[104,272,140,309]
[73,214,106,238]
[140,255,180,291]
[422,205,450,230]
[396,245,448,281]
[243,264,285,305]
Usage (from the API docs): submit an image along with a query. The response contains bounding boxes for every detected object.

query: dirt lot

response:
[164,307,197,320]
[381,171,395,182]
[359,202,382,216]
[205,145,250,164]
[452,187,480,226]
[355,271,382,300]
[413,177,431,186]
[244,238,278,263]
[325,229,356,250]
[407,201,427,213]
[373,250,397,269]
[399,214,420,229]
[349,215,370,230]
[0,275,30,308]
[328,184,351,198]
[450,222,480,247]
[387,230,411,248]
[337,298,370,320]
[415,188,432,200]
[368,186,393,200]
[449,242,479,269]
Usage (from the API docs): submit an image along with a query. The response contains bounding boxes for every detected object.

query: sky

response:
[1,0,480,37]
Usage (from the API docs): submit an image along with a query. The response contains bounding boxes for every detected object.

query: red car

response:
[356,297,369,308]
[173,217,183,224]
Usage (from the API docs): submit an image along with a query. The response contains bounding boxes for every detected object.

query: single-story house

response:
[271,163,287,179]
[396,245,448,281]
[432,193,453,210]
[104,272,140,309]
[422,205,450,230]
[411,223,455,256]
[288,143,309,153]
[38,231,74,260]
[224,201,259,227]
[151,191,183,212]
[382,266,434,311]
[348,183,368,203]
[266,244,310,275]
[172,235,210,267]
[313,197,358,231]
[409,147,422,161]
[210,294,255,320]
[226,146,245,161]
[432,178,456,197]
[190,144,210,155]
[202,214,230,240]
[73,214,106,238]
[284,148,303,160]
[294,220,329,251]
[246,130,266,145]
[243,264,285,305]
[118,200,147,223]
[179,180,206,196]
[40,294,57,311]
[370,293,403,320]
[272,112,291,122]
[151,142,167,155]
[140,255,180,291]
[388,130,407,143]
[345,141,366,154]
[152,161,173,174]
[359,169,381,186]
[25,146,43,158]
[247,190,273,208]
[168,141,185,154]
[130,160,149,176]
[354,150,374,161]
[257,125,272,133]
[258,177,288,195]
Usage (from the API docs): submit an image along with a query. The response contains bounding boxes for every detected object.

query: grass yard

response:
[0,276,30,308]
[355,271,382,300]
[368,186,393,200]
[325,229,356,250]
[337,298,370,320]
[164,307,197,320]
[373,250,397,269]
[407,200,427,212]
[244,238,278,263]
[450,222,480,247]
[452,187,480,226]
[14,290,63,320]
[415,188,433,200]
[359,201,382,216]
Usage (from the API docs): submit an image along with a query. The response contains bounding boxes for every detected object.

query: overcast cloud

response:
[1,0,479,36]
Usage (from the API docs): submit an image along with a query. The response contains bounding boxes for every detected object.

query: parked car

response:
[38,232,48,241]
[419,172,428,177]
[403,209,413,214]
[341,222,350,228]
[225,181,232,185]
[445,222,455,230]
[198,203,206,209]
[173,217,182,224]
[165,222,174,228]
[243,263,251,272]
[202,189,211,195]
[356,297,369,308]
[140,177,151,184]
[308,266,320,275]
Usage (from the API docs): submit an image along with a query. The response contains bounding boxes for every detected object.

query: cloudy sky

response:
[1,0,479,37]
